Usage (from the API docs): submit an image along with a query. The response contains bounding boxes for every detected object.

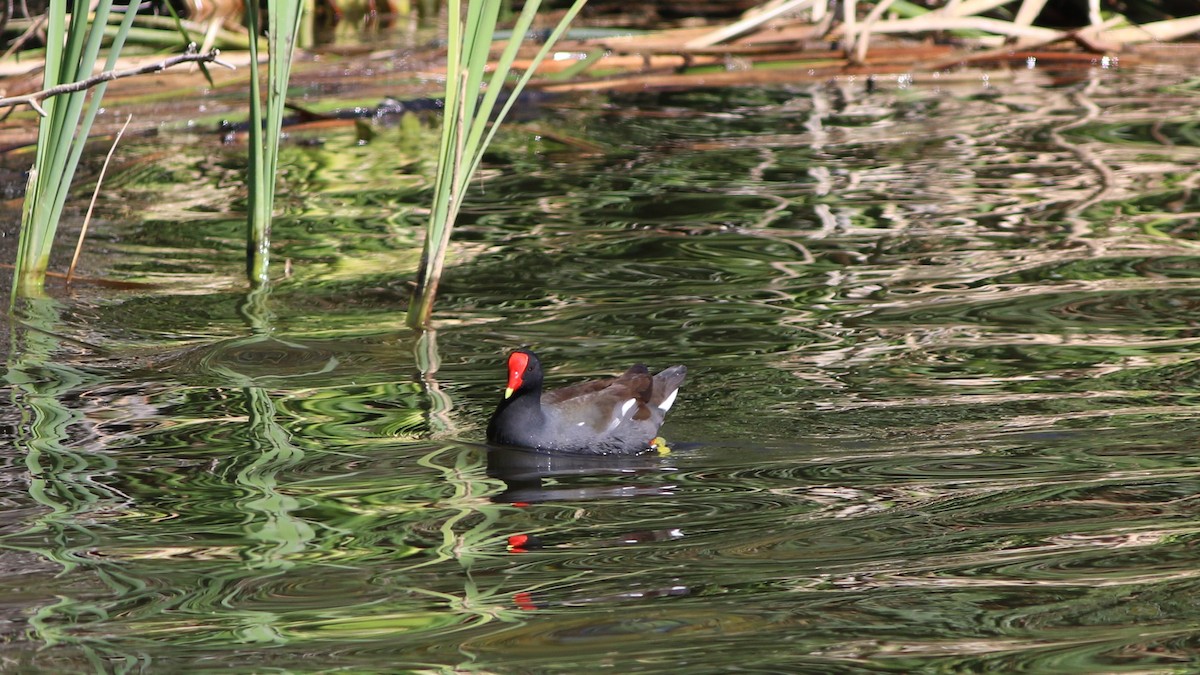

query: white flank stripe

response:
[606,398,637,433]
[658,388,678,412]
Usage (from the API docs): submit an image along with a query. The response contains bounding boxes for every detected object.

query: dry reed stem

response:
[68,113,133,285]
[852,0,898,64]
[935,0,1013,18]
[1012,0,1047,28]
[1100,14,1200,44]
[684,0,818,49]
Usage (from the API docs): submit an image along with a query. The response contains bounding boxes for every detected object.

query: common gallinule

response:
[487,350,686,455]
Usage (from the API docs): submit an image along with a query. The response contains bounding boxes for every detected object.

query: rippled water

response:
[6,61,1200,671]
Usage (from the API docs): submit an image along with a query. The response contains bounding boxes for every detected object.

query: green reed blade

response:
[54,3,141,245]
[13,0,144,298]
[245,0,305,286]
[455,0,541,199]
[407,0,588,329]
[473,0,587,179]
[459,0,502,131]
[408,0,469,328]
[245,1,267,284]
[43,0,112,240]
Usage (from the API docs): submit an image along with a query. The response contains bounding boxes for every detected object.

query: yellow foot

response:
[650,436,671,456]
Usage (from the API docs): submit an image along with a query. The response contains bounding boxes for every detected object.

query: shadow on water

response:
[9,61,1200,671]
[486,444,681,504]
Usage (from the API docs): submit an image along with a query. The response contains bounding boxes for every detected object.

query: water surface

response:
[5,60,1200,672]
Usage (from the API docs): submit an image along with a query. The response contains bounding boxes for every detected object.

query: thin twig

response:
[1,11,46,59]
[68,113,133,285]
[0,48,233,116]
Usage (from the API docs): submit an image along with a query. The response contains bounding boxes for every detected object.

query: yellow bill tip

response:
[651,436,671,456]
[504,387,514,399]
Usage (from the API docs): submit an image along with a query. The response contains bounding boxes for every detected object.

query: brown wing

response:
[542,376,613,405]
[540,365,654,431]
[535,363,687,448]
[542,365,650,405]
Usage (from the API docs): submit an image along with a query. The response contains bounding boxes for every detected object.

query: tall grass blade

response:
[474,0,587,179]
[13,0,142,298]
[406,0,587,328]
[244,0,306,286]
[245,2,267,284]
